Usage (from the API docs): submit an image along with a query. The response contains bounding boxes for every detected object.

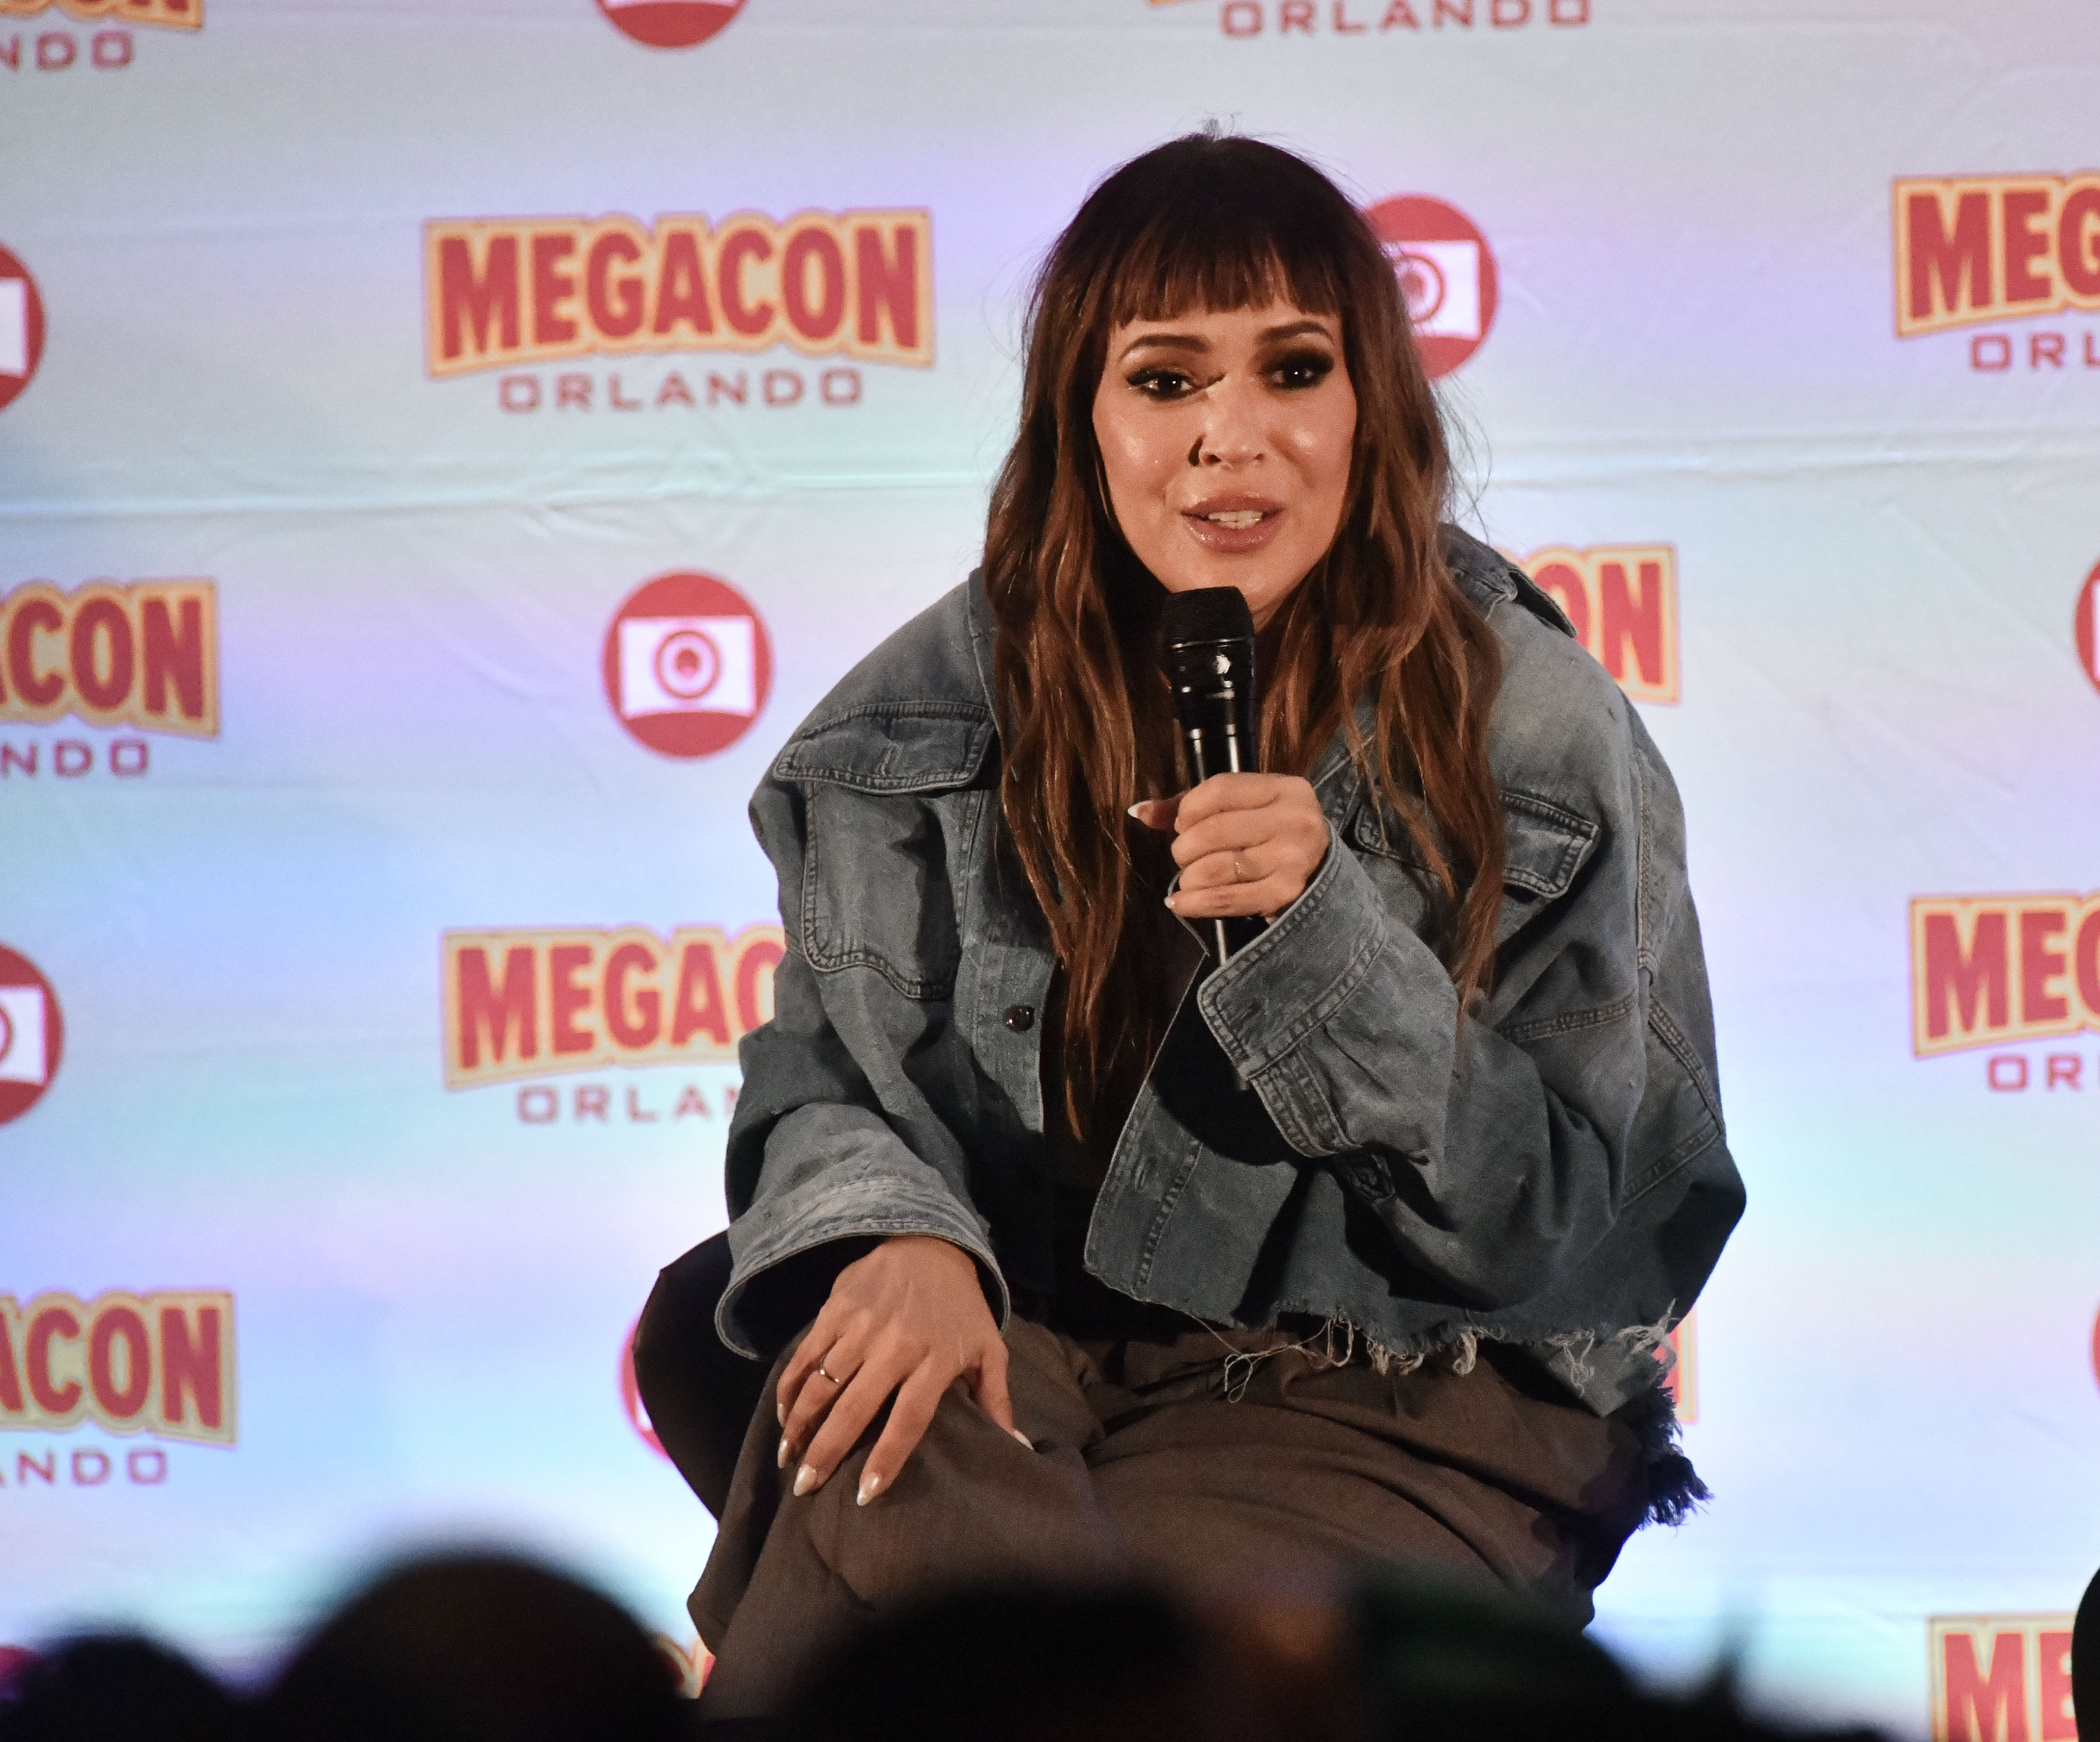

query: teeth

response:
[1206,510,1265,529]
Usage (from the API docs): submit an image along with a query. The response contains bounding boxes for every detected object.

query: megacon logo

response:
[619,1318,666,1462]
[0,0,199,26]
[1,0,196,76]
[442,922,784,1089]
[1516,546,1679,704]
[1894,174,2100,373]
[2,580,217,748]
[605,572,770,759]
[1156,0,1592,39]
[1928,1616,2077,1742]
[1660,1310,1696,1422]
[423,208,930,414]
[0,1290,236,1447]
[595,0,742,50]
[1363,197,1496,379]
[0,246,44,414]
[0,948,62,1127]
[1909,894,2100,1089]
[2075,561,2100,698]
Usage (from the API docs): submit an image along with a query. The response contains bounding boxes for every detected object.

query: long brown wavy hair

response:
[985,134,1505,1134]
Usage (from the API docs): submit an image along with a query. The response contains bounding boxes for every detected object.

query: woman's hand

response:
[775,1235,1024,1506]
[1134,772,1330,921]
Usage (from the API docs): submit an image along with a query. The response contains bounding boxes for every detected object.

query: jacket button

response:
[1003,1004,1035,1033]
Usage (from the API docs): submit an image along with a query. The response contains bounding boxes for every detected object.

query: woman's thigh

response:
[695,1319,1127,1717]
[1080,1345,1646,1624]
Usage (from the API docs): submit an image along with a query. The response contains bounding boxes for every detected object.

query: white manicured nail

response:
[856,1471,883,1506]
[776,1437,789,1468]
[1011,1429,1033,1449]
[793,1463,817,1497]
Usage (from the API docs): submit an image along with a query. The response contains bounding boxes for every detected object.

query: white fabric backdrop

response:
[3,2,2098,1731]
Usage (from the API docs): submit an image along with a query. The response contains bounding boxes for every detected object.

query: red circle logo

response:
[1362,196,1498,380]
[604,571,772,760]
[619,1316,670,1462]
[2075,561,2100,696]
[0,244,47,414]
[595,0,745,48]
[0,946,63,1126]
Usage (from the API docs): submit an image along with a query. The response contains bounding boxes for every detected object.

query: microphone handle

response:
[1178,713,1264,968]
[1208,728,1240,969]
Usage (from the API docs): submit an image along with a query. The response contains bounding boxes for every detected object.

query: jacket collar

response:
[963,569,1000,715]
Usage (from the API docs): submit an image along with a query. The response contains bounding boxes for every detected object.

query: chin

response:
[1200,569,1290,613]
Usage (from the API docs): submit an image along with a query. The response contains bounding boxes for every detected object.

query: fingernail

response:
[1163,894,1177,910]
[776,1437,789,1469]
[1011,1429,1033,1449]
[1126,803,1144,818]
[776,1398,785,1426]
[793,1464,818,1497]
[856,1471,883,1507]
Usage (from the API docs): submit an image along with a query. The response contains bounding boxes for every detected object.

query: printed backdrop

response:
[3,1,2097,1732]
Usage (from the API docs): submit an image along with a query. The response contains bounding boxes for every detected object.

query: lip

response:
[1181,493,1286,555]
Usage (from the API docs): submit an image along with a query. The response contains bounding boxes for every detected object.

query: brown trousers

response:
[692,1319,1648,1720]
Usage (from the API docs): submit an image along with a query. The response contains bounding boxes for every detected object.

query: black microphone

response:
[1161,587,1264,967]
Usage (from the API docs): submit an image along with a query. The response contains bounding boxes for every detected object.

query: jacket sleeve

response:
[712,766,1009,1360]
[1193,691,1728,1313]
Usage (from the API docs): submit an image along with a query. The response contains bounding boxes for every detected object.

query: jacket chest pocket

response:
[776,702,996,1001]
[1346,786,1599,947]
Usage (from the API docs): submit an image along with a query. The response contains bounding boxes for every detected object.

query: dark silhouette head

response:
[259,1552,686,1742]
[783,1583,1198,1742]
[0,1635,243,1742]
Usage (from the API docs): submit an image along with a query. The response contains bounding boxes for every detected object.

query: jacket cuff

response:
[1194,840,1451,1155]
[715,1171,1009,1359]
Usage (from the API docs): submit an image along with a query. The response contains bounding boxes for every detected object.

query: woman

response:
[679,133,1742,1715]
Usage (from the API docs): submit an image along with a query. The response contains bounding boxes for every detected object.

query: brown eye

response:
[1129,368,1194,398]
[1273,350,1335,389]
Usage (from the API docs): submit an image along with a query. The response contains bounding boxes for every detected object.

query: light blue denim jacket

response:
[717,530,1742,1416]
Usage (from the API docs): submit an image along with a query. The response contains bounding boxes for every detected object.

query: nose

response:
[1186,374,1264,468]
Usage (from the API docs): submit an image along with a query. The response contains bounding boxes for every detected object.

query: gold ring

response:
[816,1364,842,1386]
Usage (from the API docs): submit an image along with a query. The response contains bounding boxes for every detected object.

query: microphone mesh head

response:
[1161,586,1255,645]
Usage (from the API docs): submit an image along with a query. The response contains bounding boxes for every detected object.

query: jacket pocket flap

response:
[1348,786,1597,902]
[1500,788,1598,900]
[776,702,995,794]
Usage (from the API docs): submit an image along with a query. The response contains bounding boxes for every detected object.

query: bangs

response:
[1105,211,1347,330]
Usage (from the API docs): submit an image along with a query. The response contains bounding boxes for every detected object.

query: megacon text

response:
[1929,1616,2076,1742]
[444,924,785,1089]
[0,0,196,27]
[424,211,933,377]
[0,1291,235,1446]
[1910,893,2100,1056]
[1895,175,2100,336]
[0,582,218,738]
[1516,546,1679,705]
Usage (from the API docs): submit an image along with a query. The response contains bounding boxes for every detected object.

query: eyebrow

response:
[1116,318,1337,360]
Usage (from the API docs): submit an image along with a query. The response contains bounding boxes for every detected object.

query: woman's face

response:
[1091,299,1358,629]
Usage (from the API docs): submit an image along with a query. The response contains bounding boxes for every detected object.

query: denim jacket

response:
[717,529,1743,1417]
